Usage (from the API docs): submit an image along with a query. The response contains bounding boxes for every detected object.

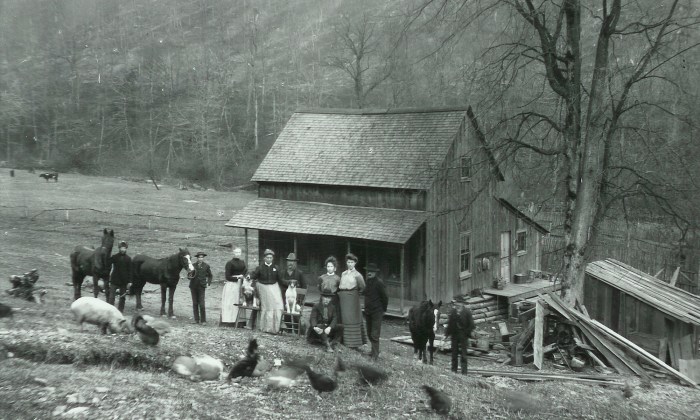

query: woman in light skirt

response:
[249,249,283,333]
[221,246,247,327]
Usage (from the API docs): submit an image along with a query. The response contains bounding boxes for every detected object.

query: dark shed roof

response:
[251,108,469,190]
[586,259,700,325]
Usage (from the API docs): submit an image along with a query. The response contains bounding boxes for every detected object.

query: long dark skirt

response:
[337,287,367,348]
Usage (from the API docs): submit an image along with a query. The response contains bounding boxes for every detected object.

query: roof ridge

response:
[294,107,469,115]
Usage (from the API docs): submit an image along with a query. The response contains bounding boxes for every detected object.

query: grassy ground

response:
[0,169,698,419]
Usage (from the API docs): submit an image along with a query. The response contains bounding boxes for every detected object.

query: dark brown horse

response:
[130,248,194,318]
[70,229,115,301]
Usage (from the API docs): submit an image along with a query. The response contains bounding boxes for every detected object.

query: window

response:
[515,229,527,255]
[460,232,471,276]
[460,155,471,180]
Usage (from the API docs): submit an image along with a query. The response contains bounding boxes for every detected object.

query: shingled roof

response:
[251,108,469,190]
[225,198,427,244]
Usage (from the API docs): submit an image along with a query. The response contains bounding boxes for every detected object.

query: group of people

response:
[221,248,389,360]
[105,243,390,360]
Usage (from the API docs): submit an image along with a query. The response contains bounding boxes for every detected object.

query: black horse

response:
[70,229,115,301]
[408,299,443,364]
[130,248,194,318]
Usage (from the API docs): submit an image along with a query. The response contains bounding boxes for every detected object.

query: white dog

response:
[285,280,299,314]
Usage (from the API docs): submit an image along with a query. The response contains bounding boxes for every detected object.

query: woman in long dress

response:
[337,253,367,348]
[318,256,340,308]
[249,249,283,333]
[221,246,246,327]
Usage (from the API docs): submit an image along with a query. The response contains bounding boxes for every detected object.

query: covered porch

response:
[226,198,428,316]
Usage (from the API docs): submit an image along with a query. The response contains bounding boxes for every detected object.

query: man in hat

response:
[307,289,343,352]
[280,252,307,297]
[249,249,283,333]
[189,251,213,324]
[108,241,132,312]
[363,262,388,360]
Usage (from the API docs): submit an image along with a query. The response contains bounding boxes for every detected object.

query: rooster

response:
[227,338,259,381]
[132,314,159,345]
[337,357,388,386]
[422,385,451,415]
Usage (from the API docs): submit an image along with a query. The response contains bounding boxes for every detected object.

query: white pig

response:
[71,297,129,334]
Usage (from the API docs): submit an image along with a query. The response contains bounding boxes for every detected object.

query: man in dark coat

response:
[108,241,132,312]
[444,306,475,374]
[189,252,213,324]
[307,290,343,352]
[363,263,388,360]
[280,252,307,297]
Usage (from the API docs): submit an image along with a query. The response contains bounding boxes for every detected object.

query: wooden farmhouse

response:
[584,259,700,368]
[226,108,548,315]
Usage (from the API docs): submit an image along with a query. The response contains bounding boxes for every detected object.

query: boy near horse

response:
[189,252,213,324]
[108,241,132,313]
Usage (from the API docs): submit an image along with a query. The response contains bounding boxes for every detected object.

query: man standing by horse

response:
[189,252,213,324]
[108,241,132,313]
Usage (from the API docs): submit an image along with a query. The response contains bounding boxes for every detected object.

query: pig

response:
[172,355,224,381]
[70,297,129,334]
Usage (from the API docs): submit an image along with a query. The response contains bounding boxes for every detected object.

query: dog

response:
[240,276,258,308]
[285,280,299,314]
[39,172,59,182]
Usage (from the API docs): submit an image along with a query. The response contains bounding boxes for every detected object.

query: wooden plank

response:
[670,266,681,287]
[589,318,698,388]
[468,369,626,387]
[672,336,681,369]
[534,300,547,370]
[659,338,668,362]
[654,268,665,278]
[680,334,694,360]
[498,322,512,342]
[679,359,700,385]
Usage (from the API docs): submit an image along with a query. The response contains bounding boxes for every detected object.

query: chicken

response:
[422,385,451,415]
[337,357,388,386]
[132,314,159,345]
[302,360,343,393]
[227,338,259,381]
[141,314,171,336]
[0,302,13,319]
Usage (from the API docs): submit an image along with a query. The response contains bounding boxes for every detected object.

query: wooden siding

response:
[584,274,699,361]
[259,182,426,211]
[424,120,544,302]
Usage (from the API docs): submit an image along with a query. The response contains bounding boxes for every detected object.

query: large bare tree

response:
[416,0,700,303]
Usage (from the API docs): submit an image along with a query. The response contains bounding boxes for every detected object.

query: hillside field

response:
[0,170,698,419]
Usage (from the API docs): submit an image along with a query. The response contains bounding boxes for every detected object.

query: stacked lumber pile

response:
[442,295,508,325]
[506,292,699,388]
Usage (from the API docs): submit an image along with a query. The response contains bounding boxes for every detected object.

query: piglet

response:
[70,297,129,334]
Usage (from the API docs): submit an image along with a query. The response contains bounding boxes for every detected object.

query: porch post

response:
[400,245,405,316]
[293,237,297,254]
[244,228,249,266]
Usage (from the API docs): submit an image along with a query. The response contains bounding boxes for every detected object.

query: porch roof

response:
[225,198,426,244]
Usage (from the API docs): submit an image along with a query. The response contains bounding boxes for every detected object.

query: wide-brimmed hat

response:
[365,263,380,272]
[194,252,207,258]
[263,249,275,257]
[345,253,358,263]
[285,253,298,261]
[320,289,335,297]
[118,241,128,248]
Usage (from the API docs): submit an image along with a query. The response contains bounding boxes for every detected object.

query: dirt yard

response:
[0,169,698,419]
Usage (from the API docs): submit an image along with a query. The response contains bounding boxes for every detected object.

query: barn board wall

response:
[425,118,503,302]
[259,183,425,211]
